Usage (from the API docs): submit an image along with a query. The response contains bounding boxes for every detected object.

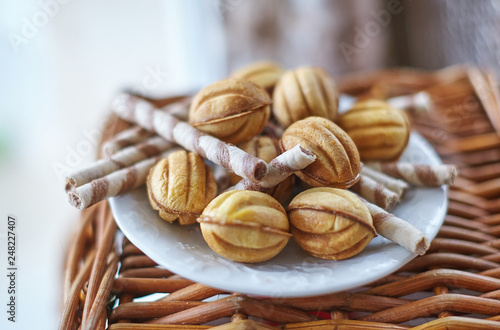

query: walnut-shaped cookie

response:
[273,66,338,128]
[189,78,271,145]
[197,190,291,263]
[288,188,376,260]
[230,61,285,95]
[147,150,217,225]
[338,99,410,161]
[279,116,361,189]
[230,136,294,203]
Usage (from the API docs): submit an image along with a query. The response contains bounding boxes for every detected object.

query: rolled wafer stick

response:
[349,175,400,211]
[228,145,316,192]
[212,164,231,194]
[101,98,190,156]
[101,126,155,157]
[260,120,285,140]
[387,91,432,115]
[338,92,432,114]
[67,136,174,190]
[361,166,408,198]
[366,162,458,186]
[111,93,268,183]
[359,197,430,255]
[68,148,181,210]
[158,98,191,121]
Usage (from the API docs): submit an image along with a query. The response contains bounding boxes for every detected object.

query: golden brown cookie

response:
[279,116,361,189]
[197,190,291,263]
[189,78,271,144]
[338,99,410,161]
[273,66,338,128]
[230,61,285,95]
[230,136,294,203]
[288,188,376,260]
[147,150,217,225]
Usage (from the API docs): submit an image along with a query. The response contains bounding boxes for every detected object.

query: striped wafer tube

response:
[387,91,432,115]
[359,197,430,255]
[213,164,232,193]
[349,175,400,211]
[68,149,181,209]
[361,166,408,198]
[158,98,190,121]
[228,145,316,192]
[66,136,175,191]
[101,98,190,156]
[101,126,155,157]
[111,93,269,183]
[260,120,285,140]
[338,92,432,114]
[366,162,458,187]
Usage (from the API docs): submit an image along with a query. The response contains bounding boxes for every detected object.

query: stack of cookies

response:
[65,61,457,263]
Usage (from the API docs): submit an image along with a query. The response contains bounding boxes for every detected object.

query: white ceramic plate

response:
[109,132,447,297]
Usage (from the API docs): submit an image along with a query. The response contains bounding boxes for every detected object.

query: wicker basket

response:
[60,65,500,329]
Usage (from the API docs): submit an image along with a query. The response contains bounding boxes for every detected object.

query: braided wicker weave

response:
[60,65,500,329]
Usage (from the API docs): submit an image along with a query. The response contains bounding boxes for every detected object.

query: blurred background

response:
[0,0,499,328]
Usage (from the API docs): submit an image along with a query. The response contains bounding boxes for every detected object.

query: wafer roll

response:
[67,136,174,190]
[68,149,181,209]
[228,145,316,192]
[350,175,399,211]
[366,162,457,186]
[101,98,190,156]
[101,126,155,157]
[111,93,268,183]
[158,97,190,121]
[388,91,432,115]
[213,164,231,193]
[361,166,408,198]
[338,92,432,115]
[359,197,429,255]
[261,120,285,140]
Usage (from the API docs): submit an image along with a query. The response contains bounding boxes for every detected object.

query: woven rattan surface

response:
[61,66,500,329]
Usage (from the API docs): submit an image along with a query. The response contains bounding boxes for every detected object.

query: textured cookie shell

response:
[279,116,361,188]
[147,150,217,225]
[189,78,271,144]
[338,99,410,161]
[273,66,338,128]
[230,61,285,94]
[288,188,376,260]
[197,190,290,263]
